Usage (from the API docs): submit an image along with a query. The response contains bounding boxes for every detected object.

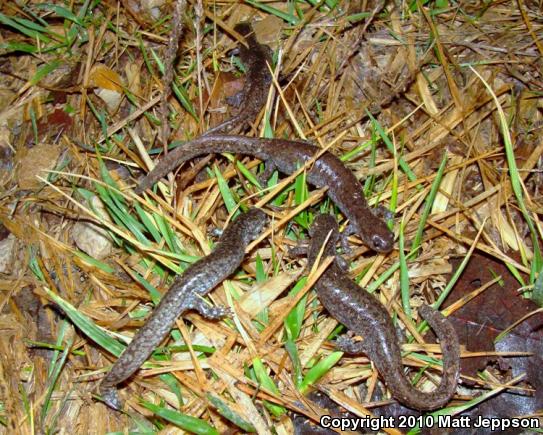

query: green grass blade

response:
[94,184,152,246]
[13,16,61,37]
[243,0,299,24]
[411,152,448,256]
[213,164,238,216]
[255,254,266,282]
[24,339,85,356]
[340,137,373,162]
[158,374,184,407]
[153,212,177,253]
[305,0,337,10]
[284,277,308,341]
[0,41,38,53]
[299,351,343,394]
[44,288,188,411]
[151,47,165,75]
[284,339,303,388]
[40,331,72,425]
[206,394,256,432]
[432,244,476,311]
[141,401,219,434]
[346,11,372,22]
[367,249,418,294]
[86,99,108,138]
[293,171,310,229]
[42,287,125,357]
[252,358,286,417]
[363,133,377,195]
[504,262,526,288]
[37,4,84,25]
[236,160,262,189]
[368,111,418,183]
[399,218,411,317]
[131,270,162,303]
[134,203,162,243]
[532,266,543,306]
[0,13,51,43]
[172,81,198,120]
[470,66,542,277]
[73,251,115,273]
[30,60,62,86]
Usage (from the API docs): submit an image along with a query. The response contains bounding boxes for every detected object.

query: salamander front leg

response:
[335,333,366,354]
[341,225,355,255]
[372,205,394,222]
[225,90,244,108]
[257,160,277,187]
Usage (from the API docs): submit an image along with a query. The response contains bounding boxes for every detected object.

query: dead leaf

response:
[16,143,61,189]
[89,63,123,91]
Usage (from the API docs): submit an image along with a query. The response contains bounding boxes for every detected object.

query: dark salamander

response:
[307,214,460,410]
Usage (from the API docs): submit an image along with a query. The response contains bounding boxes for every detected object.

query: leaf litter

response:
[0,0,542,433]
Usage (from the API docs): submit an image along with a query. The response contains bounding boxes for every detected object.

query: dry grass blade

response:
[1,0,542,432]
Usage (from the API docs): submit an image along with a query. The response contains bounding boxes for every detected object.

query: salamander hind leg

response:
[334,254,349,272]
[189,297,232,320]
[99,384,124,411]
[288,241,309,258]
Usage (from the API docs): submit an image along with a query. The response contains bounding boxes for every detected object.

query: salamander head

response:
[237,208,267,245]
[370,231,394,253]
[358,214,394,253]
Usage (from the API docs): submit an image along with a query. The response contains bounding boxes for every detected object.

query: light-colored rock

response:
[0,234,16,273]
[94,88,122,113]
[72,196,113,259]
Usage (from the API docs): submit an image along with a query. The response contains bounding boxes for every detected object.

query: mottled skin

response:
[135,135,394,253]
[205,22,272,135]
[100,209,267,410]
[308,214,460,411]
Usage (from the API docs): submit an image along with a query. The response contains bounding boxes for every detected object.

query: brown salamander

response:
[308,214,460,410]
[135,135,394,253]
[206,22,272,135]
[100,209,267,410]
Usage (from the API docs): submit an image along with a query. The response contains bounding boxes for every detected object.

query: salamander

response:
[99,208,267,410]
[135,135,394,253]
[307,214,460,410]
[206,22,272,135]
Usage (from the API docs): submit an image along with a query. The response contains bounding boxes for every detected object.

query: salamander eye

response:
[371,234,393,253]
